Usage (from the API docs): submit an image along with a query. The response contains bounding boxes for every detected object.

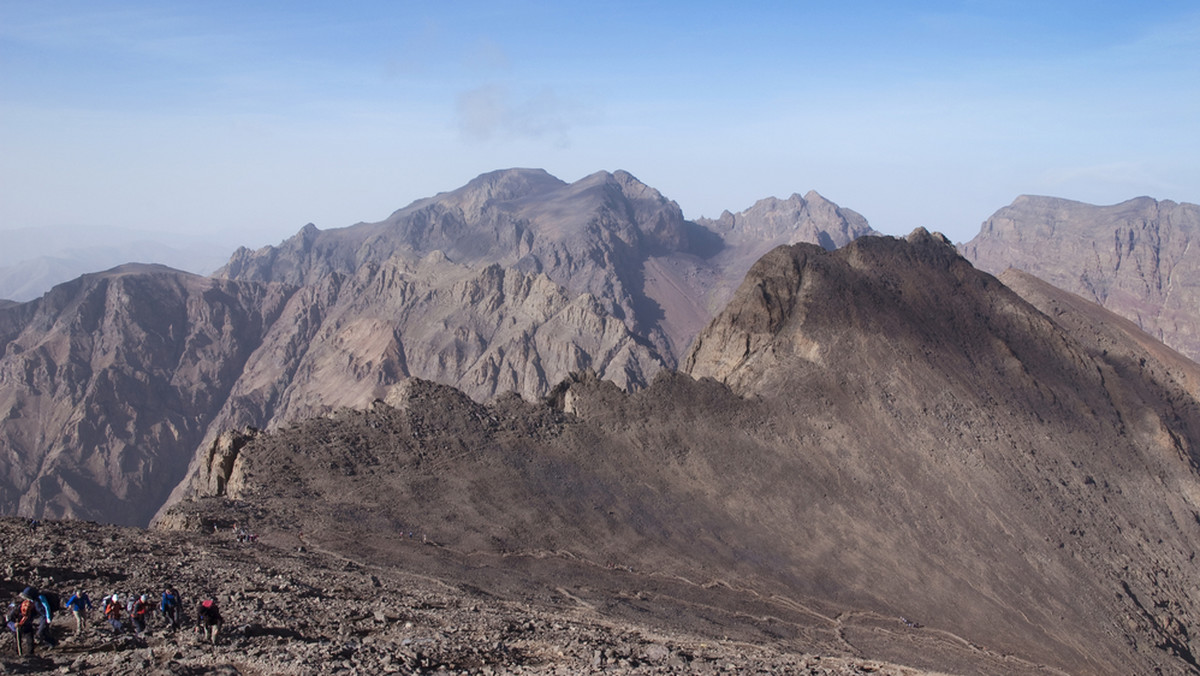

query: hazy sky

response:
[2,1,1197,247]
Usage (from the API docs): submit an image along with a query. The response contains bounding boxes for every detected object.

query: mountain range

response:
[0,169,876,526]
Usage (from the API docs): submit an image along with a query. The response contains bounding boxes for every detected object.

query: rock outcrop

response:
[961,194,1200,362]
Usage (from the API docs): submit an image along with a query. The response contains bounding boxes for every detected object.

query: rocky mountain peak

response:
[422,167,566,219]
[684,232,1016,391]
[962,194,1200,361]
[699,189,878,252]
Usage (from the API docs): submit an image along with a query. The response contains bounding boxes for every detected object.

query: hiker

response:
[103,594,124,634]
[30,587,57,649]
[159,586,182,630]
[15,590,36,655]
[15,587,50,655]
[196,596,223,645]
[130,594,151,635]
[65,589,92,635]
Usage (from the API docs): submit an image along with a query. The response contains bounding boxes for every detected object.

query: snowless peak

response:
[906,227,953,246]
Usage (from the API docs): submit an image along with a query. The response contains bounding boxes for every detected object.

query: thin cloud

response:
[456,84,576,147]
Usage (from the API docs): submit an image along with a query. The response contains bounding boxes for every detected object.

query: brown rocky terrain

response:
[152,231,1200,674]
[0,517,931,675]
[0,264,298,525]
[961,194,1200,362]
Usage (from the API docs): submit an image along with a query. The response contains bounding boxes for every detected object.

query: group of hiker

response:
[232,522,258,544]
[6,584,224,656]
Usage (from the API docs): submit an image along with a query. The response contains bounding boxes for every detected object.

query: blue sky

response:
[1,1,1198,246]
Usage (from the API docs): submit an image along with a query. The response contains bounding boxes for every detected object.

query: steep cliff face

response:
[219,169,878,365]
[961,195,1200,362]
[203,251,667,436]
[0,264,296,525]
[218,170,690,363]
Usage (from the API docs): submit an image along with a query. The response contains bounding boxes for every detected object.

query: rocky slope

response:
[960,194,1200,362]
[182,251,669,473]
[0,517,930,675]
[157,232,1200,674]
[0,264,297,525]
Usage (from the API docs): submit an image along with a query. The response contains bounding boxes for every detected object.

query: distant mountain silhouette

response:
[0,224,235,301]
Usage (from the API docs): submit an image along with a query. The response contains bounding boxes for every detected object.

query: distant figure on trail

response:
[103,594,124,634]
[130,595,151,636]
[196,596,223,645]
[160,586,182,630]
[65,590,92,635]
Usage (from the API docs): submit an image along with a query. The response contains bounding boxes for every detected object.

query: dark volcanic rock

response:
[961,194,1200,362]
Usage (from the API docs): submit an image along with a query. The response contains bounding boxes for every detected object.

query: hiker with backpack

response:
[160,586,182,630]
[15,590,37,656]
[31,588,57,649]
[15,586,56,654]
[65,589,92,636]
[130,594,151,636]
[196,596,222,645]
[103,594,124,634]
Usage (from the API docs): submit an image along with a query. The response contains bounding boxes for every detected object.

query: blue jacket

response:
[66,592,92,613]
